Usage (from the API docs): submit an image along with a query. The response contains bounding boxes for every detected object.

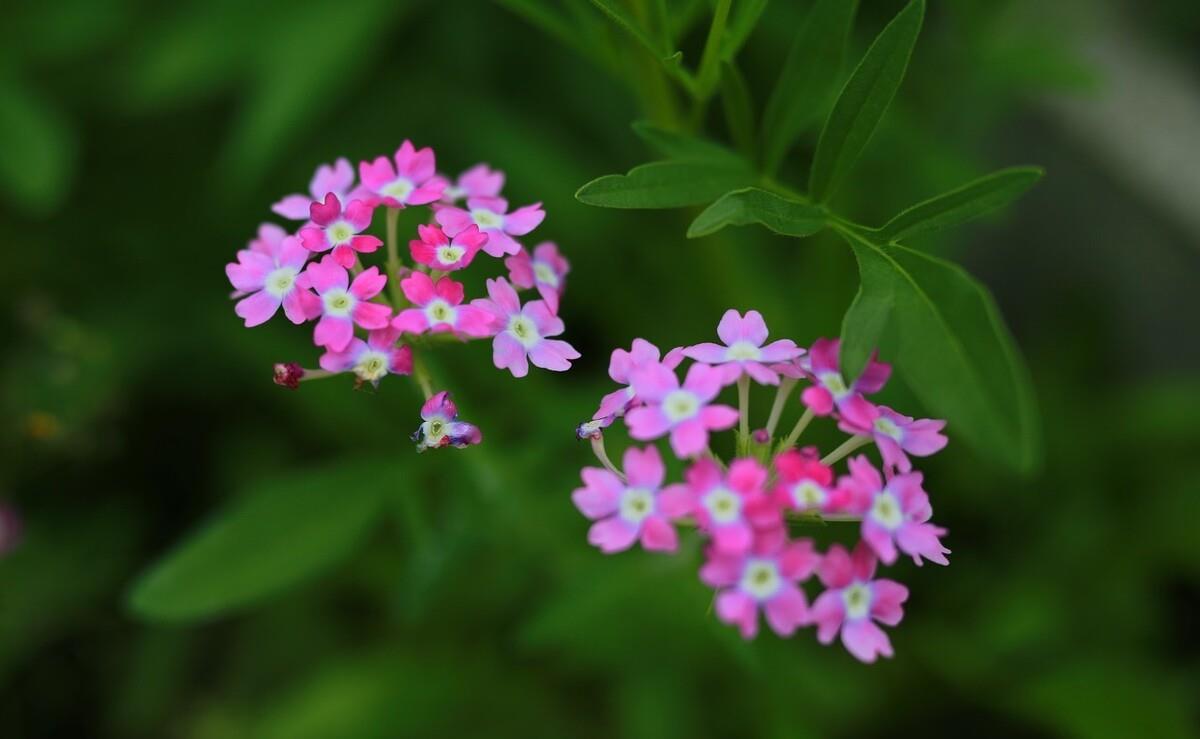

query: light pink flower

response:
[298,193,382,268]
[669,458,780,555]
[226,228,320,327]
[272,157,360,220]
[701,535,819,639]
[409,223,487,272]
[810,542,908,663]
[683,309,803,385]
[412,391,481,452]
[433,163,505,204]
[625,362,739,458]
[843,455,950,566]
[572,445,690,554]
[318,326,414,386]
[472,278,579,377]
[838,397,948,473]
[771,448,849,515]
[392,273,494,338]
[435,196,544,257]
[594,340,685,422]
[304,255,392,352]
[505,242,569,314]
[800,338,891,415]
[358,140,445,208]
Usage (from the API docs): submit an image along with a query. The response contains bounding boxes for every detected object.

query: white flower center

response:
[264,266,298,298]
[873,416,902,440]
[661,390,699,422]
[533,261,559,287]
[870,491,904,530]
[740,559,782,601]
[843,582,873,620]
[436,244,466,265]
[507,315,540,348]
[425,299,457,327]
[422,417,447,445]
[820,371,848,398]
[471,208,503,229]
[322,288,355,317]
[327,221,354,245]
[725,340,761,361]
[619,487,655,525]
[443,184,466,201]
[792,480,826,510]
[354,350,389,382]
[382,178,414,202]
[703,486,741,525]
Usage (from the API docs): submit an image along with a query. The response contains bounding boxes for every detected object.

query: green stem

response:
[385,207,405,308]
[781,407,814,448]
[821,434,872,466]
[765,378,798,436]
[737,374,750,438]
[591,436,625,481]
[695,0,732,99]
[410,353,434,400]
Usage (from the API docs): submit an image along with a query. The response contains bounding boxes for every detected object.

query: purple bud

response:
[273,362,304,389]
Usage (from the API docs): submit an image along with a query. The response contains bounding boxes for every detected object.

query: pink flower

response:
[625,362,739,458]
[227,228,320,327]
[572,445,690,554]
[701,535,819,639]
[409,223,488,272]
[672,458,779,555]
[272,157,359,220]
[298,193,382,268]
[771,448,849,515]
[810,542,908,663]
[434,163,504,204]
[392,273,494,338]
[318,326,414,386]
[412,391,482,452]
[304,255,392,352]
[472,278,579,377]
[358,140,445,208]
[505,242,569,314]
[435,196,544,257]
[594,339,685,421]
[838,397,948,473]
[683,309,803,385]
[843,455,950,566]
[800,338,891,415]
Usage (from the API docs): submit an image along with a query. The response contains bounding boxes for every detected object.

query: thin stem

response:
[781,407,815,448]
[694,0,732,100]
[385,207,405,307]
[737,374,750,438]
[410,353,434,400]
[765,378,798,436]
[591,436,625,482]
[298,368,335,382]
[821,434,872,466]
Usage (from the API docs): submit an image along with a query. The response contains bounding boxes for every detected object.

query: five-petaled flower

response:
[593,339,684,422]
[625,362,739,457]
[800,338,891,416]
[810,542,909,663]
[436,196,544,257]
[771,448,847,515]
[674,458,779,555]
[839,397,948,473]
[434,163,504,204]
[304,255,392,352]
[392,272,495,338]
[843,455,950,567]
[572,445,689,554]
[472,278,579,377]
[272,158,360,221]
[412,391,482,452]
[505,242,569,314]
[701,535,820,639]
[409,223,488,272]
[358,140,445,208]
[319,326,414,387]
[227,227,319,327]
[299,193,383,269]
[683,309,803,385]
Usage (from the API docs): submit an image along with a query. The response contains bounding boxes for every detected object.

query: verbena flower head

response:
[505,242,569,314]
[298,194,383,268]
[226,227,319,327]
[393,273,495,338]
[359,140,445,208]
[811,542,908,663]
[800,338,891,416]
[572,445,689,554]
[434,163,504,204]
[436,197,544,257]
[413,391,481,452]
[472,277,579,377]
[683,309,803,385]
[626,362,739,457]
[409,224,487,272]
[272,158,359,220]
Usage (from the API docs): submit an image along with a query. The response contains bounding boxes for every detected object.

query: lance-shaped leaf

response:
[719,62,756,159]
[876,166,1045,242]
[688,188,827,238]
[720,0,769,61]
[576,160,756,209]
[631,120,743,163]
[809,0,924,203]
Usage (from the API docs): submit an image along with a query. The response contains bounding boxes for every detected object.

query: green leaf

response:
[876,166,1044,241]
[586,0,669,57]
[688,187,826,238]
[576,160,756,209]
[631,121,742,163]
[839,228,1039,471]
[809,0,923,202]
[0,73,77,215]
[760,0,858,175]
[719,0,768,61]
[128,458,398,622]
[718,62,756,159]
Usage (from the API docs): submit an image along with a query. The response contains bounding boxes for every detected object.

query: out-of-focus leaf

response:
[809,0,923,202]
[127,458,398,622]
[576,160,755,208]
[719,62,756,159]
[631,121,742,163]
[688,188,826,238]
[760,0,858,174]
[875,166,1044,242]
[719,0,768,61]
[586,0,670,57]
[0,74,77,215]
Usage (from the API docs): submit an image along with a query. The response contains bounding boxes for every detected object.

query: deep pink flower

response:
[843,455,950,566]
[433,163,504,204]
[304,255,392,352]
[318,326,414,386]
[273,362,305,389]
[625,362,739,458]
[701,535,819,639]
[669,458,779,555]
[771,448,849,515]
[412,391,481,452]
[472,277,579,377]
[435,196,544,257]
[683,309,803,385]
[226,228,320,327]
[572,445,690,554]
[298,193,382,268]
[358,140,445,208]
[409,223,487,272]
[800,338,891,415]
[810,542,908,663]
[392,273,494,338]
[272,157,360,220]
[838,397,948,473]
[505,241,569,314]
[594,340,685,421]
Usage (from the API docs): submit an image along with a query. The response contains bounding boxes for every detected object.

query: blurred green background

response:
[2,0,1198,736]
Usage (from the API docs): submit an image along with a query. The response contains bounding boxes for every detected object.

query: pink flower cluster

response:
[572,310,949,662]
[226,143,578,450]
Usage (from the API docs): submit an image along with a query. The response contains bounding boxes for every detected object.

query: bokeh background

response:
[2,0,1199,736]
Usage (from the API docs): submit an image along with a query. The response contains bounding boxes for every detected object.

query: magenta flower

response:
[0,502,22,557]
[436,196,544,257]
[412,391,482,452]
[226,230,320,327]
[701,535,819,639]
[434,163,504,204]
[683,309,803,385]
[358,140,445,208]
[505,241,569,314]
[594,339,685,422]
[409,223,488,272]
[298,193,382,269]
[625,362,739,457]
[844,455,950,566]
[671,458,779,555]
[838,397,948,473]
[318,326,414,387]
[799,338,891,415]
[572,445,690,554]
[771,448,848,515]
[472,277,579,377]
[392,273,494,338]
[810,542,908,663]
[272,157,359,220]
[304,255,392,352]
